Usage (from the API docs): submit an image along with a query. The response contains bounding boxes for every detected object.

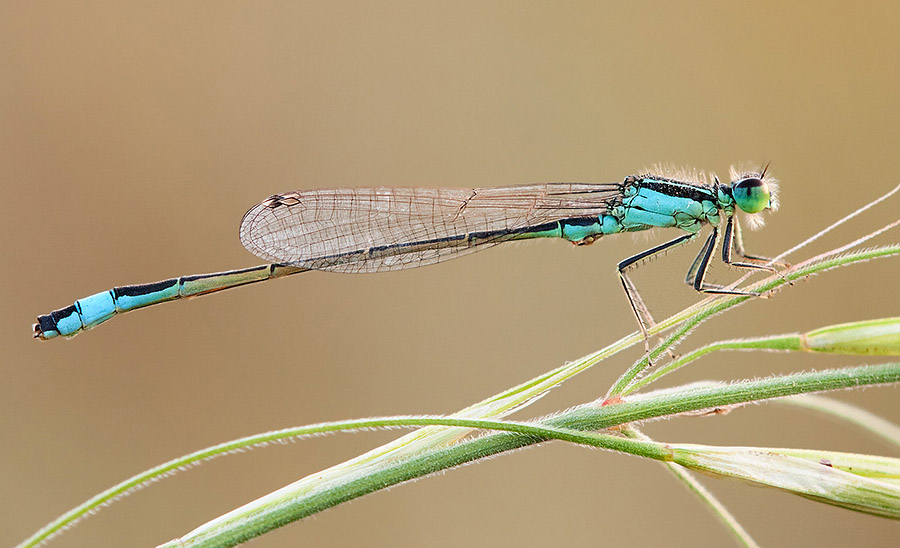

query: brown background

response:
[3,2,899,547]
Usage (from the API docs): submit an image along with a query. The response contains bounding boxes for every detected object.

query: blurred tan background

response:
[3,2,899,547]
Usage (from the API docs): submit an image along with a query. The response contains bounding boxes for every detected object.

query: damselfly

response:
[34,165,779,342]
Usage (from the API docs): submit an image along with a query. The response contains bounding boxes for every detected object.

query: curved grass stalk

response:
[20,360,900,548]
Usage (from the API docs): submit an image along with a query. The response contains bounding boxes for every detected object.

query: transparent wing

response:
[239,183,621,273]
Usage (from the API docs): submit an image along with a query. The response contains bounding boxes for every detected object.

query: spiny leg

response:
[684,216,786,295]
[618,232,697,356]
[687,224,767,296]
[725,215,792,289]
[723,215,785,270]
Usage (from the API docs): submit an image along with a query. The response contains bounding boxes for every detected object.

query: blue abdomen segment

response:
[34,264,308,339]
[36,279,182,339]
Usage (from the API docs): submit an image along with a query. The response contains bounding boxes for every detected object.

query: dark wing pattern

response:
[239,183,621,273]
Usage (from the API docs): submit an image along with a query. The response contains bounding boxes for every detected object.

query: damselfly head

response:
[729,164,779,229]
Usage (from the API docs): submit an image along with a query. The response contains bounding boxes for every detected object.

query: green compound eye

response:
[732,177,770,214]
